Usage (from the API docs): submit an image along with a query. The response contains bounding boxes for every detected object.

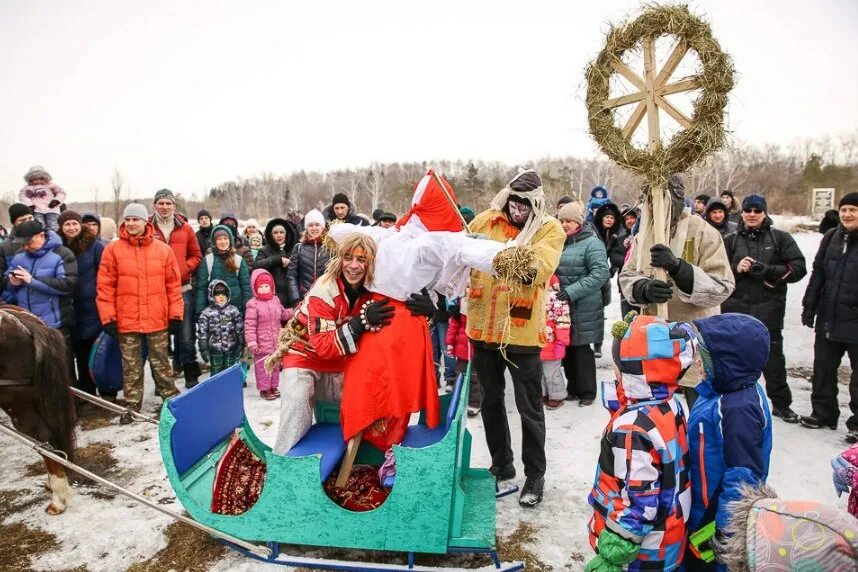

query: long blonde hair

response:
[322,233,377,288]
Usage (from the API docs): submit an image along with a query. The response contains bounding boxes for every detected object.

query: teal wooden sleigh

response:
[158,364,523,570]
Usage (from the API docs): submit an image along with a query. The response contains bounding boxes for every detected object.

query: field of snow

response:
[1,229,853,571]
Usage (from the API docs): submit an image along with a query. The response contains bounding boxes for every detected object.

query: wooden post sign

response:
[585,5,735,318]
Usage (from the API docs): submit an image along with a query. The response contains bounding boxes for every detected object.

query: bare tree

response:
[111,170,124,221]
[364,163,386,212]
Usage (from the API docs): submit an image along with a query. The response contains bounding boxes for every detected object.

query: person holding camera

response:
[722,194,806,424]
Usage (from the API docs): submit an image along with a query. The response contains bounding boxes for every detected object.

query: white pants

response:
[272,368,343,455]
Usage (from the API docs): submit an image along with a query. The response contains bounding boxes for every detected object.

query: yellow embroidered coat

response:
[466,210,565,350]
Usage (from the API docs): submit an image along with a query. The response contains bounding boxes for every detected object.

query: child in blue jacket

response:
[684,313,772,570]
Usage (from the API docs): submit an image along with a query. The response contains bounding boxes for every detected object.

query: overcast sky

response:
[1,0,856,202]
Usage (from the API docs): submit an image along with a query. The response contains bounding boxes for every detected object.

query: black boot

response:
[183,362,201,389]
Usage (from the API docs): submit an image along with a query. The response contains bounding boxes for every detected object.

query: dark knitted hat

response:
[197,209,212,220]
[742,194,767,212]
[332,193,351,208]
[695,194,711,205]
[371,208,384,222]
[57,210,82,227]
[8,203,33,224]
[839,192,858,208]
[556,195,574,208]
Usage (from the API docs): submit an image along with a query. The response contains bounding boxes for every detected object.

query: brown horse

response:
[0,305,77,514]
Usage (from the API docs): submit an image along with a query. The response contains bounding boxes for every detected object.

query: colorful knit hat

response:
[612,314,697,401]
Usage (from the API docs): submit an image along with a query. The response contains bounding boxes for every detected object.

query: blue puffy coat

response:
[687,313,772,535]
[4,230,78,329]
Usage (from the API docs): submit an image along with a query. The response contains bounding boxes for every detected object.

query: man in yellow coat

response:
[467,169,565,508]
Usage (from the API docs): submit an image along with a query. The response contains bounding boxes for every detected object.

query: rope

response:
[69,387,158,425]
[0,421,272,559]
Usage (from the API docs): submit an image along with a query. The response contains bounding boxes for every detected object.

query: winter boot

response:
[183,362,201,389]
[489,463,516,482]
[519,476,544,508]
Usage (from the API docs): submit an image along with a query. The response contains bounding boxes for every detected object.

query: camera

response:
[750,261,765,275]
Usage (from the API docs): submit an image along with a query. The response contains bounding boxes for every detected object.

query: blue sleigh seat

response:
[167,365,346,481]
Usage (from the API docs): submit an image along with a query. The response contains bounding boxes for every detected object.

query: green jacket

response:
[194,225,252,318]
[555,225,609,346]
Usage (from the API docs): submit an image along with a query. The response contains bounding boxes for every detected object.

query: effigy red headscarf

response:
[396,169,466,232]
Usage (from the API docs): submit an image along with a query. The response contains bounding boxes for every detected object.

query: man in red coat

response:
[97,203,184,413]
[150,188,203,387]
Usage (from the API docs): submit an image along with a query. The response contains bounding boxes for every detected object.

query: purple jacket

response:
[245,269,292,354]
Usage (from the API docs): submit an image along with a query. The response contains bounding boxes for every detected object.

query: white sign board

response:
[812,188,835,218]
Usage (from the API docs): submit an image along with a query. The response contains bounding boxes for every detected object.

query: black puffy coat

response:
[251,218,298,307]
[285,233,332,304]
[594,203,627,276]
[802,225,858,344]
[721,218,806,331]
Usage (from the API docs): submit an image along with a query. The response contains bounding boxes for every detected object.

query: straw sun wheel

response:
[585,4,735,184]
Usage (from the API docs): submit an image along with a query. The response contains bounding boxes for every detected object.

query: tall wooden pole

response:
[643,36,669,318]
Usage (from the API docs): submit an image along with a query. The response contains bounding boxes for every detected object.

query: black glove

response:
[633,279,673,304]
[405,292,435,317]
[102,322,118,338]
[365,298,395,327]
[520,267,537,286]
[168,319,183,336]
[48,200,61,209]
[748,261,769,280]
[650,244,681,275]
[801,308,815,329]
[448,303,461,320]
[198,344,210,363]
[555,287,570,302]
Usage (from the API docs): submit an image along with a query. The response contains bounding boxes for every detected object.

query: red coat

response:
[96,222,184,334]
[282,276,372,373]
[150,214,202,285]
[445,314,472,361]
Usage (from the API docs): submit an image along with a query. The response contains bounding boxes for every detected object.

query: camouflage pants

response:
[118,330,178,411]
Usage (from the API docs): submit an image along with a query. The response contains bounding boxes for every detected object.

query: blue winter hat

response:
[742,194,767,212]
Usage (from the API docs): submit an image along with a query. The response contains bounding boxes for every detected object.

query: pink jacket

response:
[446,313,471,361]
[540,276,571,361]
[245,269,292,354]
[19,183,66,214]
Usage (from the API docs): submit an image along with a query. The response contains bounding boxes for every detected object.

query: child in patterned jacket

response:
[540,275,570,409]
[18,165,66,232]
[197,279,245,375]
[586,314,697,572]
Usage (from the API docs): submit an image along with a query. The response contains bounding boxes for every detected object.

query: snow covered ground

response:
[1,230,853,571]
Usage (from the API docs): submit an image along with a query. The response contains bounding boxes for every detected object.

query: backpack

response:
[205,252,243,277]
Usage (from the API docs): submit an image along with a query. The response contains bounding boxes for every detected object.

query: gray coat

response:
[555,225,610,346]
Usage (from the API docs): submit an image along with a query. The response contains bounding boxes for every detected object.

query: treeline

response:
[5,133,856,226]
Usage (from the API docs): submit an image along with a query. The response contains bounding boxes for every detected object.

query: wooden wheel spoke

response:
[604,90,646,109]
[611,59,646,91]
[654,39,688,88]
[642,35,661,149]
[655,95,691,128]
[658,77,700,96]
[621,101,647,140]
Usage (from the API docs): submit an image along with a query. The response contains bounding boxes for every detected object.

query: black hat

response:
[8,203,32,225]
[332,193,351,208]
[197,209,212,220]
[742,194,767,212]
[371,208,384,222]
[379,212,397,222]
[705,197,728,216]
[12,220,45,244]
[839,192,858,209]
[695,194,711,204]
